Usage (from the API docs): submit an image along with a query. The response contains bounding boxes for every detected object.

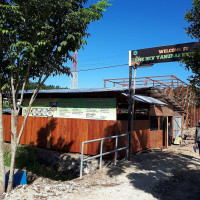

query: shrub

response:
[4,149,11,167]
[4,145,73,181]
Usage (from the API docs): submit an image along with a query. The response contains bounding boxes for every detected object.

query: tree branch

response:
[10,70,17,111]
[17,61,32,115]
[17,73,49,145]
[17,59,49,145]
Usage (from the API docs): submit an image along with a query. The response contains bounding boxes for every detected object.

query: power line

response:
[78,64,128,72]
[79,54,128,64]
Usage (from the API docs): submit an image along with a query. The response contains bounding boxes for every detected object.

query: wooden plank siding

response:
[3,115,11,142]
[190,107,200,127]
[149,130,164,148]
[132,120,150,153]
[3,115,150,155]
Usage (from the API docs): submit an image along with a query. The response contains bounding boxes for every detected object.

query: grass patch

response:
[4,145,74,182]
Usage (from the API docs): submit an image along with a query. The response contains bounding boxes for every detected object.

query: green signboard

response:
[22,98,116,121]
[130,42,200,66]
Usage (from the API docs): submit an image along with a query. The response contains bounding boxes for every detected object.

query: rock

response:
[35,147,104,176]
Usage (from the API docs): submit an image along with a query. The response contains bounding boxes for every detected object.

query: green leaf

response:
[61,41,67,46]
[67,34,75,40]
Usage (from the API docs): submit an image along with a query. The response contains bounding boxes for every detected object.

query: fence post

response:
[123,79,126,87]
[99,140,103,170]
[80,132,130,178]
[114,137,118,165]
[80,142,84,178]
[126,132,130,159]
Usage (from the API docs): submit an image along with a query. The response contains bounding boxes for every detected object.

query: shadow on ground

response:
[106,150,200,200]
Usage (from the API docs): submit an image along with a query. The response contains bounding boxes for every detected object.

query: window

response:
[160,116,164,130]
[117,108,128,120]
[150,116,158,131]
[134,108,149,120]
[150,116,165,131]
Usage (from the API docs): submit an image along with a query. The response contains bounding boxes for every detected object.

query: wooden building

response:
[3,87,184,156]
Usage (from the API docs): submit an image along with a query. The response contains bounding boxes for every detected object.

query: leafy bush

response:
[4,145,73,181]
[4,149,11,167]
[3,100,10,109]
[15,145,37,169]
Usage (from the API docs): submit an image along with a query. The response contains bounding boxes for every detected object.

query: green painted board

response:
[22,98,116,121]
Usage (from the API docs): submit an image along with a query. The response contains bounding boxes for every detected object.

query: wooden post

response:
[181,113,184,135]
[194,105,196,127]
[123,79,125,87]
[132,66,137,119]
[128,65,133,160]
[186,86,189,128]
[170,77,173,99]
[177,80,179,104]
[166,117,169,148]
[171,117,174,144]
[181,84,184,107]
[145,78,147,86]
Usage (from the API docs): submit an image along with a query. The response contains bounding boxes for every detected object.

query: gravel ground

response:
[1,141,200,200]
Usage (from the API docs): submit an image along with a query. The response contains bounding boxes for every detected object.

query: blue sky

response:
[45,0,196,89]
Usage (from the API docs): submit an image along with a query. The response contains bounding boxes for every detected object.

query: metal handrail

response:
[80,132,131,178]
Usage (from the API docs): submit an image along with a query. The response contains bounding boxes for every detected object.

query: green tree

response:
[183,0,200,87]
[25,81,68,90]
[0,0,109,193]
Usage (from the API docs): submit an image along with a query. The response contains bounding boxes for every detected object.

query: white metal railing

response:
[80,132,131,178]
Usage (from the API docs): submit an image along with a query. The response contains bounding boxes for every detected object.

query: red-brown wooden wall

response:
[190,107,200,127]
[3,115,150,155]
[149,130,164,148]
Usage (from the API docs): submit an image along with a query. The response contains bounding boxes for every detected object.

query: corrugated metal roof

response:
[22,86,184,111]
[121,93,166,105]
[23,87,130,94]
[23,86,158,94]
[23,87,165,105]
[135,95,166,105]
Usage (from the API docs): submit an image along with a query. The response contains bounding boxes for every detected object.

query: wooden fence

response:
[190,107,200,127]
[3,115,150,155]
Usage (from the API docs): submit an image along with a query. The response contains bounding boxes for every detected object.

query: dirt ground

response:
[1,141,200,200]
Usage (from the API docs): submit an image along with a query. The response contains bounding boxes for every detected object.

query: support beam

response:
[128,65,133,160]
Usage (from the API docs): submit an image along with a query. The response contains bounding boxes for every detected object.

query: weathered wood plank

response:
[3,115,151,155]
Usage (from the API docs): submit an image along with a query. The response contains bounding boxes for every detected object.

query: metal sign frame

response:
[127,42,200,159]
[129,42,200,66]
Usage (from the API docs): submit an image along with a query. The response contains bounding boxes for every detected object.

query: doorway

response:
[173,116,182,139]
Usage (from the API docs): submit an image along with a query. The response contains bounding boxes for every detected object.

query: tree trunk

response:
[7,143,17,193]
[0,92,5,193]
[7,111,18,193]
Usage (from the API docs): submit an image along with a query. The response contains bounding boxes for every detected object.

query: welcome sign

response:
[130,42,200,66]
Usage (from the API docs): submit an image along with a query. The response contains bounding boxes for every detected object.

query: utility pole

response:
[127,50,153,160]
[127,64,137,160]
[127,51,136,160]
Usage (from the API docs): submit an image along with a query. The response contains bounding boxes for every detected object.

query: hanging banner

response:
[22,98,116,121]
[129,42,200,66]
